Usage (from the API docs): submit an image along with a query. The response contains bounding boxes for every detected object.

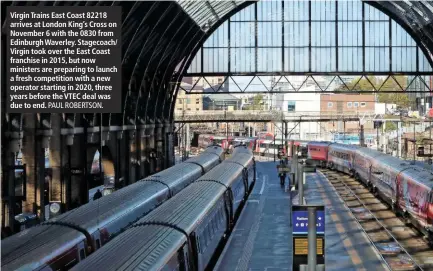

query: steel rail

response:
[321,169,425,271]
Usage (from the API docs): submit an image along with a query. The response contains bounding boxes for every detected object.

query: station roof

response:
[1,0,432,126]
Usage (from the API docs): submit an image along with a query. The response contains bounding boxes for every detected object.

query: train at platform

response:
[307,141,433,241]
[1,146,225,271]
[197,133,309,158]
[71,146,256,271]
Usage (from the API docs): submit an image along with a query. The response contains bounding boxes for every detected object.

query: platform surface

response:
[214,161,389,271]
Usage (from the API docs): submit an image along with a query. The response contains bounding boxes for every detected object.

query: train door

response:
[77,241,87,262]
[426,192,433,226]
[93,231,102,250]
[395,172,405,211]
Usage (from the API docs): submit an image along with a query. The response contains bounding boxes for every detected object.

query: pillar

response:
[128,130,136,183]
[115,131,123,189]
[164,122,174,168]
[146,124,156,174]
[2,131,21,232]
[49,114,62,202]
[155,124,163,172]
[359,124,365,147]
[21,114,46,220]
[65,132,85,210]
[397,121,402,158]
[137,128,146,179]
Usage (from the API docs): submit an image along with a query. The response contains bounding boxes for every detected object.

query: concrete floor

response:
[214,161,389,271]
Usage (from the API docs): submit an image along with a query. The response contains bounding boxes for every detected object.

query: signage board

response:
[292,210,325,234]
[294,237,324,255]
[292,205,325,271]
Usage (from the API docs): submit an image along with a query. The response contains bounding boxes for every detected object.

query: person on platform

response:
[278,159,286,186]
[93,189,102,200]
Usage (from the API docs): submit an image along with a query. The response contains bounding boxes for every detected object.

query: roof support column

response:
[146,124,156,174]
[21,114,46,221]
[48,114,62,203]
[164,122,175,168]
[156,123,164,171]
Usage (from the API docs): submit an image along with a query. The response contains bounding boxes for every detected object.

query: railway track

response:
[320,169,433,271]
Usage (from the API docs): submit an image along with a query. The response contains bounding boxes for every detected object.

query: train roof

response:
[329,143,360,151]
[71,151,252,271]
[2,150,224,271]
[401,166,433,189]
[355,147,387,159]
[307,141,332,147]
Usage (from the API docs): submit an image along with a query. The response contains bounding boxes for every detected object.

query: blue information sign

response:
[292,210,325,234]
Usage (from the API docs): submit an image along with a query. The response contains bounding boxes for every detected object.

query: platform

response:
[214,161,389,271]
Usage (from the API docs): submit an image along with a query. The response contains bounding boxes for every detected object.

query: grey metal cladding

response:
[225,153,253,168]
[72,182,224,270]
[2,227,82,269]
[196,161,244,187]
[185,153,221,172]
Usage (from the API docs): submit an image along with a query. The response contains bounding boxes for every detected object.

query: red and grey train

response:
[308,141,433,240]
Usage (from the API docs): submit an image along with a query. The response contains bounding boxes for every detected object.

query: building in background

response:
[202,93,241,110]
[407,75,433,115]
[192,76,229,93]
[320,93,376,135]
[175,81,203,114]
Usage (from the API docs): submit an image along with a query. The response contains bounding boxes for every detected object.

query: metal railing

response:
[174,110,370,123]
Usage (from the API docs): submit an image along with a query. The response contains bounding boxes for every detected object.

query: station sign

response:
[292,205,325,271]
[292,210,325,234]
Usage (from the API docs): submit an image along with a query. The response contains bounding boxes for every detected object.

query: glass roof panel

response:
[177,0,247,31]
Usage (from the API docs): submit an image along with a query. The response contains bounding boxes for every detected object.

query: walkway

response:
[214,161,388,271]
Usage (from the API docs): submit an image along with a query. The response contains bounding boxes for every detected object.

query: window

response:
[347,102,352,108]
[79,249,86,260]
[186,98,191,104]
[360,102,366,107]
[327,102,333,108]
[196,98,200,104]
[287,101,296,112]
[196,108,199,111]
[187,108,191,111]
[354,102,359,107]
[178,99,182,104]
[177,108,182,111]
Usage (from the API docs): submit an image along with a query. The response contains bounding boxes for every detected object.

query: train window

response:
[96,239,101,249]
[197,236,201,253]
[79,249,85,260]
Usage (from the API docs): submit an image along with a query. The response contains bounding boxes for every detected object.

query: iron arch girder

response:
[105,1,136,127]
[163,25,206,122]
[177,1,433,80]
[136,4,187,125]
[169,2,254,121]
[154,10,205,122]
[138,4,192,125]
[122,3,169,126]
[366,1,433,68]
[123,2,179,126]
[147,9,200,125]
[384,1,433,47]
[174,1,254,87]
